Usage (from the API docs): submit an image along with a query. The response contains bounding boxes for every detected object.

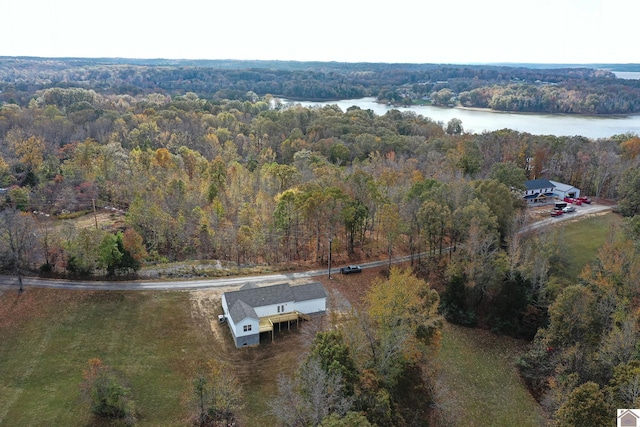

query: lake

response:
[280,97,640,139]
[613,71,640,80]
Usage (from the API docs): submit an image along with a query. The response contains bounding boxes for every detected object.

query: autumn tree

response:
[417,200,450,256]
[488,161,527,190]
[554,382,612,427]
[97,231,144,276]
[0,209,36,292]
[519,225,640,417]
[445,118,463,135]
[472,179,521,243]
[343,199,368,254]
[7,132,46,173]
[191,360,243,427]
[64,227,104,276]
[319,412,372,427]
[308,330,359,397]
[365,267,442,378]
[270,358,353,427]
[617,166,640,216]
[378,203,402,269]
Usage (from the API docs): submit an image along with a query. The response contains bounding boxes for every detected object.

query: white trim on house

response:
[524,179,581,204]
[221,282,327,348]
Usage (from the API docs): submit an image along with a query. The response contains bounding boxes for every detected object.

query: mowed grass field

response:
[0,289,216,426]
[554,211,622,278]
[0,285,316,427]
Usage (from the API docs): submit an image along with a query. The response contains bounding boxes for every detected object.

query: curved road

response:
[0,202,613,292]
[520,202,613,233]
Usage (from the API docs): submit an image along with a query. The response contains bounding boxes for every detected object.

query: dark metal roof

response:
[524,179,554,190]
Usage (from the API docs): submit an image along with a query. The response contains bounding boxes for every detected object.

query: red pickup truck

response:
[576,196,592,204]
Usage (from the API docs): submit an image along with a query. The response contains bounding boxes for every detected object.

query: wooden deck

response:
[258,311,312,341]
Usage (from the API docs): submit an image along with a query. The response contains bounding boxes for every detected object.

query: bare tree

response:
[0,209,36,292]
[269,358,352,427]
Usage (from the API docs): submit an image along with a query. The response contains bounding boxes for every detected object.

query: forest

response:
[2,57,640,114]
[2,58,640,425]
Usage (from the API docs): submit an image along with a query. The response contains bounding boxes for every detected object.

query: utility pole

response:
[328,237,333,279]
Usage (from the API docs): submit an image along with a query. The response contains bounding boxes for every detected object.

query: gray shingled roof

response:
[224,282,327,323]
[229,299,258,323]
[291,282,327,301]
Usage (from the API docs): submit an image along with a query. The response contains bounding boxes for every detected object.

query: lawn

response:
[554,212,622,279]
[437,322,547,427]
[0,289,215,426]
[0,286,317,427]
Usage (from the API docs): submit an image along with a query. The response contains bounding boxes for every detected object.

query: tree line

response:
[2,58,640,114]
[0,87,638,275]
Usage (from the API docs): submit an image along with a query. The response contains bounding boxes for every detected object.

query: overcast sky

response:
[2,0,637,64]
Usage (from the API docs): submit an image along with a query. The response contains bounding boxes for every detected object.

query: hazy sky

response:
[3,0,637,64]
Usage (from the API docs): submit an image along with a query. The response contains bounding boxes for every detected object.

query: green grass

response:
[0,287,313,427]
[438,322,547,427]
[0,290,214,426]
[552,212,622,279]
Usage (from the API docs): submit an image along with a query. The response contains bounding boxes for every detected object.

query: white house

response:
[523,179,556,204]
[523,179,580,204]
[221,282,327,348]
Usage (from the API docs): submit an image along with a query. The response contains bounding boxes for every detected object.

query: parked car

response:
[577,196,592,204]
[340,265,362,274]
[563,206,576,213]
[551,210,564,217]
[563,197,575,203]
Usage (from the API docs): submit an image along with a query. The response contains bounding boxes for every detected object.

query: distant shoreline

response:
[383,101,640,119]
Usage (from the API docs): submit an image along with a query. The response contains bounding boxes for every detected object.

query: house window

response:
[243,325,252,332]
[280,305,285,312]
[277,305,281,313]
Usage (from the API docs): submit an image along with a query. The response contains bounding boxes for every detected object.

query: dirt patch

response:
[184,267,412,426]
[319,263,411,310]
[189,287,235,344]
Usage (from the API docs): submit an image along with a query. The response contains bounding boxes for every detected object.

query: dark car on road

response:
[340,265,362,274]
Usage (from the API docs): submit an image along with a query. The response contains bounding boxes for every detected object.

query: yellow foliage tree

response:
[366,267,442,355]
[152,148,173,169]
[9,135,45,171]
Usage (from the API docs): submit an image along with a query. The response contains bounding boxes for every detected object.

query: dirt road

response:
[521,202,613,233]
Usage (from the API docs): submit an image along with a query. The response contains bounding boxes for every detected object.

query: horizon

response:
[1,55,638,69]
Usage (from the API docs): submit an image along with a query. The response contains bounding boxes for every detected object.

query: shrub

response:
[81,358,136,425]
